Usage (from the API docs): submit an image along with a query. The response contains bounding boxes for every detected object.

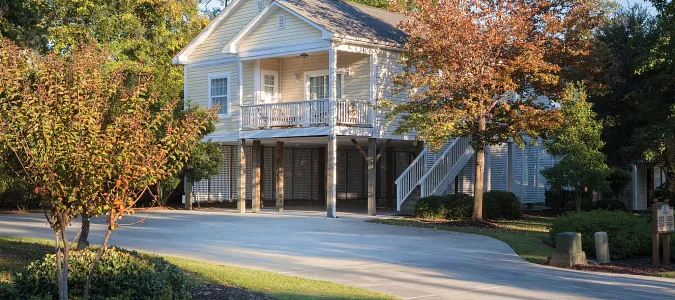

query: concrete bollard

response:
[594,232,610,264]
[549,232,587,267]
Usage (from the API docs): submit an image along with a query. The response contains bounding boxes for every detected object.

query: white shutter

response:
[490,143,509,191]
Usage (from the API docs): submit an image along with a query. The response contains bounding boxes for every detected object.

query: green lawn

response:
[367,215,554,264]
[0,236,397,300]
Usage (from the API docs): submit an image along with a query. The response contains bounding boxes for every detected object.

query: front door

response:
[260,70,279,103]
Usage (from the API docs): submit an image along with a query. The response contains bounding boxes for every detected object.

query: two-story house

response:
[175,0,573,217]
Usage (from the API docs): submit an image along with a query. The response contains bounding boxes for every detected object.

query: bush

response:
[482,191,522,219]
[414,191,521,220]
[14,247,190,300]
[549,210,651,260]
[414,193,473,220]
[593,198,626,211]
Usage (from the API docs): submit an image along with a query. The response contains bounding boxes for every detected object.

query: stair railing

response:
[419,137,473,197]
[394,149,428,211]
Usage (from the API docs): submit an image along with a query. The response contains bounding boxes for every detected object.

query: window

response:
[260,70,278,103]
[278,15,286,29]
[306,72,342,100]
[209,73,230,117]
[257,0,265,12]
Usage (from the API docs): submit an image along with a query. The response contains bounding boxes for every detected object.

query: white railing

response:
[336,100,370,126]
[419,137,474,198]
[241,99,370,130]
[394,149,428,211]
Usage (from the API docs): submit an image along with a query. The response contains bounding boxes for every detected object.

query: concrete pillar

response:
[252,140,261,213]
[368,138,377,216]
[276,141,284,212]
[326,43,338,218]
[237,139,246,213]
[507,142,515,192]
[184,177,193,210]
[594,232,610,264]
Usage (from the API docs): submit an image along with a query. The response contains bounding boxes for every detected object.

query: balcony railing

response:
[241,99,371,130]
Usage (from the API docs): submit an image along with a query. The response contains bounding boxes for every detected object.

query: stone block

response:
[594,232,610,264]
[556,232,583,253]
[549,251,587,267]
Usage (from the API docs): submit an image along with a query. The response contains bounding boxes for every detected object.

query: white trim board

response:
[172,0,245,64]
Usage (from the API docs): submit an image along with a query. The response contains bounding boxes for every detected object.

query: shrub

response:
[482,190,522,219]
[593,198,626,211]
[415,191,521,220]
[549,210,651,260]
[14,247,190,300]
[414,193,473,220]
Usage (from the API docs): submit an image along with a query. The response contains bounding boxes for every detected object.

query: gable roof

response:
[276,0,407,47]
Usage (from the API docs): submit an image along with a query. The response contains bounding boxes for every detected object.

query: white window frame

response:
[260,69,279,103]
[303,69,345,100]
[208,72,231,118]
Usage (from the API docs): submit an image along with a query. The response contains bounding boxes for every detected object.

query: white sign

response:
[657,205,675,233]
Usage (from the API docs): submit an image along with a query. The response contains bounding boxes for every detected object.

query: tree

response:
[0,40,216,300]
[391,0,609,221]
[542,85,610,212]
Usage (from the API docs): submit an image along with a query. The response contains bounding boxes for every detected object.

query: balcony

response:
[241,99,371,130]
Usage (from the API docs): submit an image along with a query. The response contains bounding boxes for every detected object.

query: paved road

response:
[1,209,674,299]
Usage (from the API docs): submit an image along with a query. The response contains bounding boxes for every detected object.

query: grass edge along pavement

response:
[0,236,398,300]
[367,216,675,278]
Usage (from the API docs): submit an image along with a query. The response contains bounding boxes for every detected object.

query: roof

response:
[277,0,407,46]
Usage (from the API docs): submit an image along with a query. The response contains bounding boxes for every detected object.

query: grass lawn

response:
[0,236,397,300]
[367,215,554,264]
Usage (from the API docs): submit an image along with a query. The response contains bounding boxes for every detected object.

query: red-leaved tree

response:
[391,0,610,220]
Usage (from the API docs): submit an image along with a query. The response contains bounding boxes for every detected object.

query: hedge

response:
[414,191,522,220]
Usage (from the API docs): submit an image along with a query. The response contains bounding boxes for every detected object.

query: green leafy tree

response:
[0,40,216,300]
[542,85,610,212]
[390,0,609,221]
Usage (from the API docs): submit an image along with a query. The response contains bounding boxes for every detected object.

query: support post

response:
[237,139,246,213]
[507,142,515,192]
[368,138,377,216]
[184,177,193,210]
[276,141,284,212]
[326,43,338,218]
[386,146,394,208]
[252,140,261,213]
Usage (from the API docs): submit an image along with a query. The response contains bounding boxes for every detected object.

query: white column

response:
[507,141,515,192]
[326,43,338,218]
[369,53,377,127]
[237,139,246,213]
[484,145,491,192]
[368,138,377,216]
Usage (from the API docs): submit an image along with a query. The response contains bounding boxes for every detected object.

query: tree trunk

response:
[83,213,113,300]
[77,212,90,250]
[473,145,485,221]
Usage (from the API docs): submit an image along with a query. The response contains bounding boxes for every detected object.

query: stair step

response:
[397,196,421,216]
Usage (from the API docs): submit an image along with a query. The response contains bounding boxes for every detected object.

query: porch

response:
[238,49,375,135]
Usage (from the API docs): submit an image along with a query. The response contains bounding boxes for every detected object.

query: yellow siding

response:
[239,8,322,51]
[185,63,240,141]
[278,51,370,102]
[373,50,409,138]
[189,0,269,61]
[242,60,255,105]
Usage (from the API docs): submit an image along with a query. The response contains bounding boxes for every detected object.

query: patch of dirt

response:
[190,284,277,300]
[570,257,675,276]
[422,220,505,229]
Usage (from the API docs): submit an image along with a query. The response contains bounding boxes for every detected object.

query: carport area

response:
[185,136,418,216]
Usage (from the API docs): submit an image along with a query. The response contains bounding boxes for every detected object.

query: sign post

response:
[652,201,674,266]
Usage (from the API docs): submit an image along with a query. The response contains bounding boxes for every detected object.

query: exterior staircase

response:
[394,137,474,214]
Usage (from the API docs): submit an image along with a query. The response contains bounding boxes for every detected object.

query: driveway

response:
[0,209,674,299]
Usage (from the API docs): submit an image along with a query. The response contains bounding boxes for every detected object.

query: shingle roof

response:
[277,0,407,47]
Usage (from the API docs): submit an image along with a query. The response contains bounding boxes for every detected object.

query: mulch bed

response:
[570,257,675,276]
[190,284,277,300]
[421,219,505,229]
